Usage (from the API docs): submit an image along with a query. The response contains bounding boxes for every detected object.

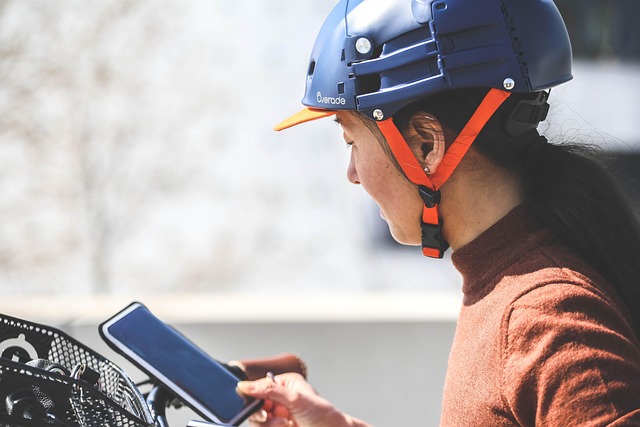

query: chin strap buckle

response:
[418,186,441,208]
[420,220,449,258]
[418,186,449,258]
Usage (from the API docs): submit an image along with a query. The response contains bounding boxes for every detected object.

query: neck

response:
[439,153,524,251]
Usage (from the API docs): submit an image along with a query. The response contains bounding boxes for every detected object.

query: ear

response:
[402,112,446,176]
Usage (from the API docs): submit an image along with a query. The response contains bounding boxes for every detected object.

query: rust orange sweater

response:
[441,205,640,426]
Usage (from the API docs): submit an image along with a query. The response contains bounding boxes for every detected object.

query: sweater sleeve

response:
[500,282,640,427]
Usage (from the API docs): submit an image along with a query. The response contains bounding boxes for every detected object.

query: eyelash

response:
[345,141,353,149]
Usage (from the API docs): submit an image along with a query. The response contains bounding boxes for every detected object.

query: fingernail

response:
[250,409,268,423]
[270,417,292,426]
[237,381,255,393]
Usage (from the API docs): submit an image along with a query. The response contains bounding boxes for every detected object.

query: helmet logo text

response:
[317,91,346,106]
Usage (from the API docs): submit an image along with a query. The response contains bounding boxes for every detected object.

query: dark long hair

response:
[395,87,640,333]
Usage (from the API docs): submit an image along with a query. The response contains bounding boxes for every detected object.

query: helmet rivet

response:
[355,37,372,55]
[372,109,384,120]
[503,78,515,90]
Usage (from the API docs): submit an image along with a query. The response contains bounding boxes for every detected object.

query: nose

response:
[347,150,360,185]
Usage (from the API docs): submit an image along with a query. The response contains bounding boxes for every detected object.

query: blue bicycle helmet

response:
[276,0,573,258]
[276,0,572,129]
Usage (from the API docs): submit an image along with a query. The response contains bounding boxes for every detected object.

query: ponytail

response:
[522,139,640,331]
[395,88,640,333]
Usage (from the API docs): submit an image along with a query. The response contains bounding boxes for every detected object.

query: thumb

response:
[237,378,296,406]
[238,375,351,427]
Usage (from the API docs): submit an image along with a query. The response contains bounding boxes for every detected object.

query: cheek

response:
[359,154,412,206]
[381,188,424,245]
[357,156,396,200]
[358,156,424,241]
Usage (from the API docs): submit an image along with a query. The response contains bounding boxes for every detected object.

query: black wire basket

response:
[0,312,155,427]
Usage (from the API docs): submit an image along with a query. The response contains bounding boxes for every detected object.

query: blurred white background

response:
[0,1,638,299]
[0,0,465,298]
[0,1,638,426]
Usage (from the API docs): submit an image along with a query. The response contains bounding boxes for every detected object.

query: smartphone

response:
[99,302,262,426]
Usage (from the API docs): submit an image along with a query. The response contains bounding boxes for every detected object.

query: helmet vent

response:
[308,61,316,76]
[337,82,345,95]
[357,74,381,95]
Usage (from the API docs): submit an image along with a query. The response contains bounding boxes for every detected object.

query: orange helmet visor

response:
[274,107,336,131]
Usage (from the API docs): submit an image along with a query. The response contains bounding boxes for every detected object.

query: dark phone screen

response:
[105,305,253,423]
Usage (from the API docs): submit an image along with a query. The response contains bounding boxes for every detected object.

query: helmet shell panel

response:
[301,0,573,119]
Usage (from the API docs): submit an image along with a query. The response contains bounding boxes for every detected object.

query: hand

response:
[237,373,371,427]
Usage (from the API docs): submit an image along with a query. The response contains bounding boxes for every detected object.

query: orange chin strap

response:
[376,88,512,258]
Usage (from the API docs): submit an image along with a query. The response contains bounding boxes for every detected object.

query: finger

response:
[248,417,293,427]
[237,378,297,406]
[264,418,295,427]
[260,399,274,412]
[272,404,290,420]
[249,409,268,423]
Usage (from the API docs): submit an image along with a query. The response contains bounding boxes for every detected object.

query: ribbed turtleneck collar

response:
[451,204,555,302]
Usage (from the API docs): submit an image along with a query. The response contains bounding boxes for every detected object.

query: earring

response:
[424,166,431,176]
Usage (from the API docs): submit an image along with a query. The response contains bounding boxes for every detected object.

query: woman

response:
[237,0,640,425]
